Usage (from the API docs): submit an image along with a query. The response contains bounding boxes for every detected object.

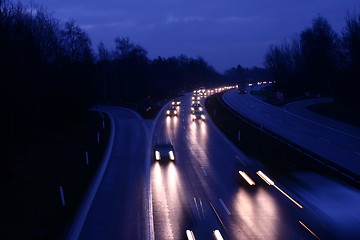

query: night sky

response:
[20,0,360,72]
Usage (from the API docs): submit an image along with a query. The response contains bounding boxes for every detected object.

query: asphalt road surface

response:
[68,106,148,240]
[223,90,360,176]
[150,93,338,240]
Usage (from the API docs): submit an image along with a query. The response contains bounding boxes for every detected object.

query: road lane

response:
[223,90,360,176]
[71,107,148,240]
[151,93,331,240]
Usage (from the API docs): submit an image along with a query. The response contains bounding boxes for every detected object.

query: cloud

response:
[166,16,205,24]
[217,16,259,23]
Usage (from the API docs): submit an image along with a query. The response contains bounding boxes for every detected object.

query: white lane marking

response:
[219,199,231,215]
[319,136,330,143]
[194,197,201,220]
[201,167,208,176]
[183,126,186,129]
[235,155,247,166]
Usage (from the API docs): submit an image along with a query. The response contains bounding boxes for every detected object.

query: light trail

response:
[239,171,255,185]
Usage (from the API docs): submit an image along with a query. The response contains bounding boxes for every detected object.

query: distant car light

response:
[199,107,203,111]
[201,115,205,119]
[174,110,177,114]
[166,110,170,114]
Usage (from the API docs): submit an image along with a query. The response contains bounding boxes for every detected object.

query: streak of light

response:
[257,170,303,208]
[274,185,303,209]
[213,230,224,240]
[256,171,274,185]
[239,171,255,185]
[299,221,320,239]
[186,230,196,240]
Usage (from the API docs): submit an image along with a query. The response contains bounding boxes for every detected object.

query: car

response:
[192,95,201,101]
[190,103,202,113]
[171,100,181,107]
[191,110,206,121]
[153,143,175,161]
[166,106,178,116]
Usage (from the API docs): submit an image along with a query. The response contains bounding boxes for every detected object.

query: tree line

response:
[0,0,225,155]
[264,13,360,108]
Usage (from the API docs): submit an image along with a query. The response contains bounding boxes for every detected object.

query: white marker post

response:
[101,113,105,129]
[237,130,241,141]
[59,186,66,206]
[85,151,89,165]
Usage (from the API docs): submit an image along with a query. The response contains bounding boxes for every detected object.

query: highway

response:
[223,90,360,177]
[67,106,148,240]
[67,94,360,240]
[150,93,337,240]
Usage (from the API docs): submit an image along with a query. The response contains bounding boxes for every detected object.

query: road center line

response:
[219,199,231,215]
[235,155,247,166]
[201,167,208,176]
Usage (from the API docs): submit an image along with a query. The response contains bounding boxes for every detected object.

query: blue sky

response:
[20,0,360,72]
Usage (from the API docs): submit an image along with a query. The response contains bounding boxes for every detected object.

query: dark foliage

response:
[223,64,270,87]
[264,14,360,109]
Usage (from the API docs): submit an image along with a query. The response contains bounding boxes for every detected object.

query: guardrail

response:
[205,91,360,188]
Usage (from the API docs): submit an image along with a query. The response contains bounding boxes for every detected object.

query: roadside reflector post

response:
[100,112,105,128]
[237,130,241,141]
[85,151,89,165]
[59,186,66,206]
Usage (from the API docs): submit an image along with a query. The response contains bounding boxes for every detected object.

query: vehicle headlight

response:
[155,151,161,160]
[174,110,177,114]
[192,97,195,100]
[172,101,175,105]
[167,110,170,114]
[169,151,175,160]
[201,115,205,119]
[199,107,203,111]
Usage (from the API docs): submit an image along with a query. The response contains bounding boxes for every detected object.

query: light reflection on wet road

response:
[150,93,341,240]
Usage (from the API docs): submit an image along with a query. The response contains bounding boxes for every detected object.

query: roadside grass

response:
[252,86,330,106]
[0,111,110,240]
[205,93,360,187]
[309,102,360,128]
